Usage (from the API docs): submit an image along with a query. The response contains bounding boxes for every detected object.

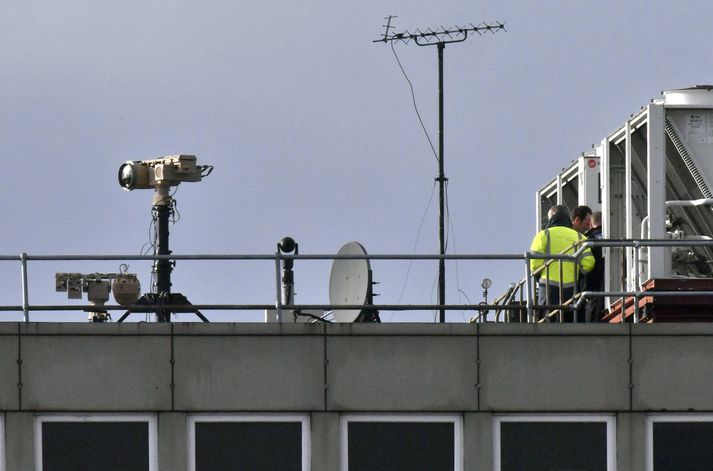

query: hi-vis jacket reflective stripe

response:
[529,226,595,285]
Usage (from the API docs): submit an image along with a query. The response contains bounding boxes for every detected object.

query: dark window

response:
[653,421,713,470]
[347,421,455,471]
[195,421,302,471]
[500,421,607,471]
[42,421,149,471]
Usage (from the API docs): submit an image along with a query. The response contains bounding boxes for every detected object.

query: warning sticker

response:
[687,113,706,144]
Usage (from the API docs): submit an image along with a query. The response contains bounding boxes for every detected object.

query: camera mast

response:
[374,17,505,323]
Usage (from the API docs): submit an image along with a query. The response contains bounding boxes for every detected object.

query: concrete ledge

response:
[21,335,172,411]
[174,335,324,411]
[480,334,629,411]
[326,335,477,411]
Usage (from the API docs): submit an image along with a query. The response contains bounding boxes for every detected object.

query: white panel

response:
[647,104,666,279]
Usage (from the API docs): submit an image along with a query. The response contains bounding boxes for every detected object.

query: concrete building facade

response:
[2,322,712,470]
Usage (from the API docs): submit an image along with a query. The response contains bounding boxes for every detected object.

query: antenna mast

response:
[374,17,505,323]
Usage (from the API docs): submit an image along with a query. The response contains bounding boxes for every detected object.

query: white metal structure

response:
[601,86,713,293]
[536,152,602,231]
[536,86,713,303]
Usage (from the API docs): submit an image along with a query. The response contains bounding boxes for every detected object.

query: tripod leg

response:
[194,310,210,323]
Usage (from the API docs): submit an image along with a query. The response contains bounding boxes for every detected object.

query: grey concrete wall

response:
[326,324,478,411]
[0,325,19,411]
[631,323,713,411]
[310,412,340,471]
[158,413,187,471]
[4,412,34,471]
[173,323,324,411]
[465,413,493,471]
[4,322,713,469]
[8,322,713,413]
[479,324,630,411]
[616,412,646,471]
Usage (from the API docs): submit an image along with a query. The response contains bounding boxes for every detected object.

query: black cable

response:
[393,181,438,321]
[171,198,180,224]
[141,210,157,255]
[431,273,439,322]
[444,181,467,321]
[390,41,439,163]
[294,310,333,323]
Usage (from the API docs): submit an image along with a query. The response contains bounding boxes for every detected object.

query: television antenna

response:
[374,16,505,323]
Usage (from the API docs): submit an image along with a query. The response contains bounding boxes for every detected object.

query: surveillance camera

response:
[278,236,297,253]
[118,155,211,191]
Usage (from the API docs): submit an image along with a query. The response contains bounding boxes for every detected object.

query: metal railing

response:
[493,238,713,323]
[3,252,525,323]
[3,238,713,323]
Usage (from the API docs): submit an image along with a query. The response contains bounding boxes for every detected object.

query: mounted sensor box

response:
[118,155,203,190]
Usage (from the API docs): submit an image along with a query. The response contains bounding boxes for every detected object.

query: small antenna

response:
[374,16,506,323]
[373,20,506,45]
[378,15,398,43]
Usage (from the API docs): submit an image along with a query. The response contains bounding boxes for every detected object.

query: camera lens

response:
[118,163,135,190]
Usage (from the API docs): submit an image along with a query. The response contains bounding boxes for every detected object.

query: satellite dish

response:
[329,241,372,322]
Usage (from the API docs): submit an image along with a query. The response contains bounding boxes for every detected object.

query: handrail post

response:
[573,251,580,323]
[525,252,534,323]
[20,252,29,322]
[633,242,640,323]
[274,252,283,323]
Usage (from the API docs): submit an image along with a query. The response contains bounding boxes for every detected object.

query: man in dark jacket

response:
[582,211,605,321]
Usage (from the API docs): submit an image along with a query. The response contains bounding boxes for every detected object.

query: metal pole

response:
[153,201,172,322]
[20,252,29,322]
[437,41,447,323]
[275,253,283,322]
[633,243,640,322]
[525,253,534,322]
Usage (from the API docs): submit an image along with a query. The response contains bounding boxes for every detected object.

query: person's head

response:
[591,210,602,228]
[572,205,592,233]
[545,205,572,229]
[547,204,569,220]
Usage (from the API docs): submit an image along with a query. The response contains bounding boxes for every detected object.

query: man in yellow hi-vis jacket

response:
[530,205,595,321]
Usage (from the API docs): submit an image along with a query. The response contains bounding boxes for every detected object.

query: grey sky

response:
[2,1,712,322]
